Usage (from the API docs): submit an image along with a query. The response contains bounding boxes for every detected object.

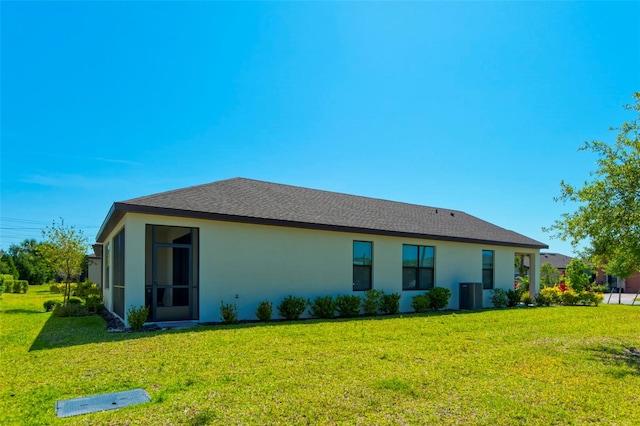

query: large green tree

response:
[0,254,19,279]
[8,239,56,285]
[546,92,640,279]
[40,219,89,304]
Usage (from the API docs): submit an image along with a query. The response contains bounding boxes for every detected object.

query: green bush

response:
[362,289,384,316]
[560,289,580,306]
[11,281,21,293]
[380,293,401,315]
[428,287,451,311]
[590,284,609,293]
[411,293,431,313]
[0,274,13,293]
[127,305,150,330]
[75,279,100,298]
[49,283,61,294]
[220,301,239,324]
[67,296,84,306]
[490,289,508,308]
[255,300,273,321]
[85,294,104,313]
[54,303,89,317]
[277,295,308,320]
[506,288,523,307]
[310,296,337,319]
[579,291,603,306]
[19,280,29,293]
[335,295,361,317]
[43,300,62,312]
[522,295,533,305]
[539,287,562,305]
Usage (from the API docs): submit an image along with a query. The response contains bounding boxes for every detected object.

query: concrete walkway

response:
[602,292,640,305]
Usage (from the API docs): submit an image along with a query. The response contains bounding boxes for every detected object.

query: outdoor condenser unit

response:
[459,282,483,310]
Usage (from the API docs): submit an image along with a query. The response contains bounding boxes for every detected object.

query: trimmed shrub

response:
[127,305,150,330]
[85,295,104,313]
[522,295,533,305]
[411,293,431,313]
[560,289,580,306]
[67,296,84,306]
[11,281,21,293]
[380,293,401,315]
[539,286,562,305]
[220,301,239,324]
[336,295,361,317]
[44,300,62,312]
[490,289,508,308]
[256,300,273,321]
[277,295,308,320]
[0,274,13,293]
[54,304,89,317]
[362,289,384,316]
[428,287,451,311]
[310,296,337,319]
[49,283,61,294]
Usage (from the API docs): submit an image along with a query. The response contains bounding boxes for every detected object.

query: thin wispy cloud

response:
[93,157,142,166]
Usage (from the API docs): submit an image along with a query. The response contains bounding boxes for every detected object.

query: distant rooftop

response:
[97,178,548,249]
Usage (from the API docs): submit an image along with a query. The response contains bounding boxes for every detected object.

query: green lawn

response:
[2,287,640,425]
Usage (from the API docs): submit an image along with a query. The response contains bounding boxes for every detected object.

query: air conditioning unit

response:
[459,282,483,310]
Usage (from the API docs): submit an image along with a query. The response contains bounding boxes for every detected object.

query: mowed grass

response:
[2,288,640,425]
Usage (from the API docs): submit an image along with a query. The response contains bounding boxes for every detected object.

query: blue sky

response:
[1,1,639,255]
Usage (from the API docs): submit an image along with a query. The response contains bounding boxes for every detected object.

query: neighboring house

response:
[87,244,103,288]
[595,270,640,293]
[536,252,640,293]
[539,253,573,275]
[96,178,548,326]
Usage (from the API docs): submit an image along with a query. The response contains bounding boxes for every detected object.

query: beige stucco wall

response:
[100,212,541,325]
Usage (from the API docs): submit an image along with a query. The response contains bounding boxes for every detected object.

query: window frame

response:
[353,240,373,291]
[402,244,435,291]
[482,249,494,290]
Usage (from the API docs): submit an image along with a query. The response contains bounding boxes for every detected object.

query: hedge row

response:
[220,287,453,324]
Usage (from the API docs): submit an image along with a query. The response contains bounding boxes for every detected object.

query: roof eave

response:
[98,203,548,250]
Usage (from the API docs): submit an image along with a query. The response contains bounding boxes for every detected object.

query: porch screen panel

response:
[113,229,125,319]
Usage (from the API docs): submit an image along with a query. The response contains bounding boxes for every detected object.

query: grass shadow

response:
[2,309,47,315]
[587,343,640,377]
[27,305,515,352]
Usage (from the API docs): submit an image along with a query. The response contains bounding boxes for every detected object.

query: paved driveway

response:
[603,292,639,305]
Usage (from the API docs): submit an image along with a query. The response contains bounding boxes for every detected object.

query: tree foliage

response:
[40,219,89,304]
[564,258,591,293]
[8,239,56,285]
[546,93,640,279]
[0,254,19,279]
[540,262,560,288]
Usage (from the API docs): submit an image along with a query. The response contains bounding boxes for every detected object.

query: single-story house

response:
[87,244,103,288]
[96,178,548,326]
[539,253,573,274]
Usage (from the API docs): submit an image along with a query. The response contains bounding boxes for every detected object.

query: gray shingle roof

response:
[97,177,548,249]
[539,253,573,269]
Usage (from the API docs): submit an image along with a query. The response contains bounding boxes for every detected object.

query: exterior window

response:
[402,245,435,290]
[104,243,110,289]
[353,241,372,291]
[482,250,494,290]
[113,229,125,318]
